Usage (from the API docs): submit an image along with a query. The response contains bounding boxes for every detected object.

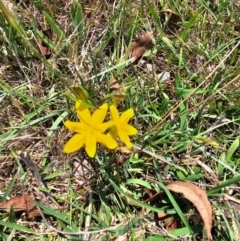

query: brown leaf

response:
[37,29,54,58]
[0,194,40,219]
[159,215,177,231]
[109,76,122,90]
[143,188,168,218]
[157,212,168,218]
[159,9,182,35]
[130,32,154,62]
[167,181,212,241]
[28,208,41,219]
[109,76,127,103]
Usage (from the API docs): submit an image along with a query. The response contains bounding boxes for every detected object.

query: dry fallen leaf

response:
[0,194,40,219]
[37,29,54,58]
[167,181,212,241]
[130,32,154,62]
[109,76,127,103]
[109,76,122,90]
[126,187,177,230]
[159,215,177,231]
[159,9,182,35]
[123,182,212,240]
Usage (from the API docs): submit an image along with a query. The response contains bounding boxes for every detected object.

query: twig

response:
[19,152,59,208]
[19,152,44,186]
[224,194,240,205]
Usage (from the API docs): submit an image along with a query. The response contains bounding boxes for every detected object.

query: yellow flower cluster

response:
[64,93,138,158]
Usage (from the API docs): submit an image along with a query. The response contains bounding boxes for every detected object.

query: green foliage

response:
[70,1,84,36]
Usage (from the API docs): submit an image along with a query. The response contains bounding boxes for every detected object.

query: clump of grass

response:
[0,0,240,240]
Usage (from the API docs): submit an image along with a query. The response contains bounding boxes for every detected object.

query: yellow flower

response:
[109,105,138,148]
[64,103,118,157]
[72,86,89,102]
[111,90,126,103]
[75,100,89,111]
[71,85,95,111]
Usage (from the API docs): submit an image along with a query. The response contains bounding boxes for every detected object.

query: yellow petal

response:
[109,126,118,139]
[97,133,118,149]
[77,108,91,125]
[85,134,97,157]
[95,121,114,132]
[64,134,85,153]
[75,101,88,112]
[75,100,83,109]
[92,103,108,124]
[109,105,120,122]
[64,120,86,133]
[118,130,132,148]
[125,124,138,135]
[120,108,134,123]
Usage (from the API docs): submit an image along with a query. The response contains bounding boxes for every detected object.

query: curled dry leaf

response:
[130,32,155,62]
[109,76,122,90]
[37,29,54,58]
[166,181,212,241]
[143,189,169,219]
[109,76,127,103]
[159,215,177,231]
[0,194,40,219]
[159,9,182,35]
[127,187,177,230]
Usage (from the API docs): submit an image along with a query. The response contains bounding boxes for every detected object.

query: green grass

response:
[1,0,240,240]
